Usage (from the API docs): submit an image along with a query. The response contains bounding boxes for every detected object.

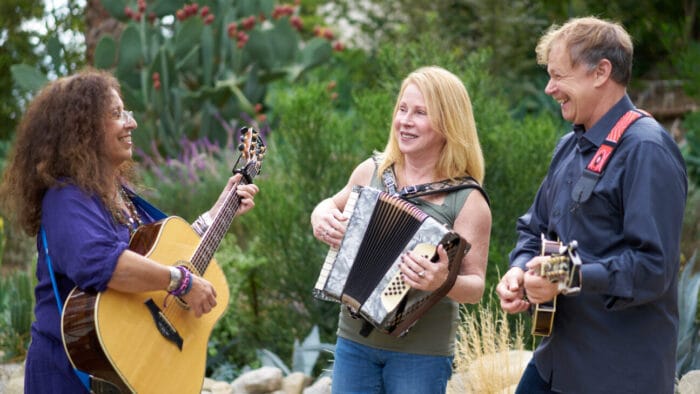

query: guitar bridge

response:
[144,299,183,350]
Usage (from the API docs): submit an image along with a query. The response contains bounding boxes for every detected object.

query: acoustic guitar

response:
[530,236,582,337]
[61,127,265,393]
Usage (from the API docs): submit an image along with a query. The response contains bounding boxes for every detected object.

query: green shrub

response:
[135,126,246,222]
[677,251,700,377]
[211,81,363,370]
[0,266,35,362]
[206,34,566,372]
[682,111,700,187]
[364,35,562,287]
[206,234,269,378]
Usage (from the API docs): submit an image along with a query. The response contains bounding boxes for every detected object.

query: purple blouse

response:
[24,183,158,393]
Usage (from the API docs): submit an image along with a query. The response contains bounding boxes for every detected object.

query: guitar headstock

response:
[233,126,266,181]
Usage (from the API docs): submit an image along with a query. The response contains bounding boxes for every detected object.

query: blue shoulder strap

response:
[40,226,92,391]
[126,190,168,220]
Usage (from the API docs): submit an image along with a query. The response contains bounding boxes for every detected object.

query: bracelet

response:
[201,211,213,227]
[168,266,193,297]
[166,266,182,293]
[192,212,214,236]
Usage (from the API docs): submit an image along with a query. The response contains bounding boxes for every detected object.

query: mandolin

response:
[530,236,582,337]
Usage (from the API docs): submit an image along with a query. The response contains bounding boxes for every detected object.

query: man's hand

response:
[496,267,530,313]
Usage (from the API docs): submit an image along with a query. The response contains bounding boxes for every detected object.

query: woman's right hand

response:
[180,275,218,317]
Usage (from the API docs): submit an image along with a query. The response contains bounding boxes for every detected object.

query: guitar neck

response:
[191,170,256,274]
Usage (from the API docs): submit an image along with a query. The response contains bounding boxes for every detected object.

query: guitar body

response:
[62,216,230,393]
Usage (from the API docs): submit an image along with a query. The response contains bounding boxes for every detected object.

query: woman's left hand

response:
[400,244,449,292]
[209,173,260,218]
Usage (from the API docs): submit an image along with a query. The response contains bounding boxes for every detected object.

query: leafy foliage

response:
[2,0,697,379]
[93,0,333,157]
[320,0,698,118]
[196,32,564,373]
[257,325,334,377]
[682,112,700,187]
[677,251,700,377]
[134,122,252,222]
[210,81,362,369]
[2,0,86,140]
[0,266,35,362]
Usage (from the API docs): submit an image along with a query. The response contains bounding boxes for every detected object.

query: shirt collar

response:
[576,94,635,149]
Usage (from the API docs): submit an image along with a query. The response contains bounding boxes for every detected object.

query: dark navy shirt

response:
[510,95,687,394]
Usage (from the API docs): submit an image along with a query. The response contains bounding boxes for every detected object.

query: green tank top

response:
[336,166,474,356]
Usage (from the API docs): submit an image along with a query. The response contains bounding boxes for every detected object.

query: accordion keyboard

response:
[313,189,360,298]
[380,243,435,311]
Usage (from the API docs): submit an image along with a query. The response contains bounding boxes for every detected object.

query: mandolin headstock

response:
[537,236,582,291]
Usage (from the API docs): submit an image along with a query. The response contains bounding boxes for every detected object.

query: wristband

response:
[166,266,182,293]
[168,266,192,297]
[201,211,213,227]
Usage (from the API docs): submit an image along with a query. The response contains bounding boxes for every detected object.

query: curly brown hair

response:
[0,68,135,236]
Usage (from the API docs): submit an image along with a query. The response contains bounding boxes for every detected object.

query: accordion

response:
[313,186,470,336]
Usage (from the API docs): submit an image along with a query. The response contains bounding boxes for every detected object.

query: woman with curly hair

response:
[0,69,259,393]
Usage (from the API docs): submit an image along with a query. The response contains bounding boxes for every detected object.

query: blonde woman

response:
[311,66,491,393]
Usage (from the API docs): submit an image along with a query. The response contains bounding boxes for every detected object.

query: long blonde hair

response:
[377,66,485,184]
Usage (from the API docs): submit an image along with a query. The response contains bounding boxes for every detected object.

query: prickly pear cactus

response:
[94,0,335,154]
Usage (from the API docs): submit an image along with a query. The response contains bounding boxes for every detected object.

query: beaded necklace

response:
[116,186,143,234]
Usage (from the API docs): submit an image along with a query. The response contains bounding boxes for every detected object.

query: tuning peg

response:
[238,143,245,151]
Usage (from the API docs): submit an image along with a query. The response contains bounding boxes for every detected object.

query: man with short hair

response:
[496,16,687,394]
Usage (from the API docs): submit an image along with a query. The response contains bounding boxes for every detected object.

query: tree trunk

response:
[85,0,123,66]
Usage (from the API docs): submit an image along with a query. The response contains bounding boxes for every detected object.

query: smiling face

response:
[544,41,600,129]
[392,83,445,158]
[104,88,137,170]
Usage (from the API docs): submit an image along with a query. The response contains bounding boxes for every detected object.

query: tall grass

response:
[449,296,528,394]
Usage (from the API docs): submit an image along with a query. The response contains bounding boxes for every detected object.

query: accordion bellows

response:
[313,186,470,336]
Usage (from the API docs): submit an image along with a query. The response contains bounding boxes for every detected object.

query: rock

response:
[210,380,233,394]
[0,362,24,394]
[230,366,283,394]
[678,370,700,394]
[302,376,331,394]
[281,372,309,394]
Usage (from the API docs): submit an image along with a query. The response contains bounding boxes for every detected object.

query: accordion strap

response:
[374,156,490,205]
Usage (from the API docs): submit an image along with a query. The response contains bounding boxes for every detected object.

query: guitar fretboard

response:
[191,166,259,275]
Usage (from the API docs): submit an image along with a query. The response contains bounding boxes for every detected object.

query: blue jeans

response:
[331,337,453,394]
[515,359,558,394]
